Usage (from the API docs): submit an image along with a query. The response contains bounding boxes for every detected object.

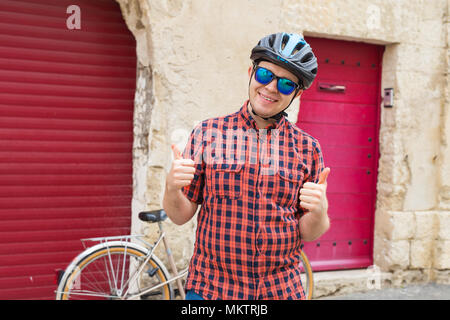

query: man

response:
[163,32,330,300]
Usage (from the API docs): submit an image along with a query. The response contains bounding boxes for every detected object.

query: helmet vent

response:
[301,52,314,63]
[281,34,290,50]
[292,42,306,55]
[268,34,276,47]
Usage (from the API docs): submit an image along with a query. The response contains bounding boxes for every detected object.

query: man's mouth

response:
[259,92,278,103]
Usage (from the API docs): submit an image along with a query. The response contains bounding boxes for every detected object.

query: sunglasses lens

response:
[254,66,298,95]
[255,67,273,85]
[277,78,296,95]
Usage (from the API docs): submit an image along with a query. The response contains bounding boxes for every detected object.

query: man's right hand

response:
[163,144,199,225]
[166,144,196,192]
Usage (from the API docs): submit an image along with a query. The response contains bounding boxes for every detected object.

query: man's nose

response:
[265,79,278,92]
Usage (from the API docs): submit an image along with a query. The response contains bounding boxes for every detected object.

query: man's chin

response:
[252,106,277,119]
[249,99,282,119]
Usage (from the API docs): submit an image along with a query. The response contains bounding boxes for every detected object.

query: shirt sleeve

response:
[181,123,205,205]
[309,139,325,184]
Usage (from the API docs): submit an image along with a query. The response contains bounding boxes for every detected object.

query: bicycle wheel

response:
[56,242,173,300]
[299,249,314,300]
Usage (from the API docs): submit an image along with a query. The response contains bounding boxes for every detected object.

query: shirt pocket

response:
[274,167,303,207]
[206,163,244,199]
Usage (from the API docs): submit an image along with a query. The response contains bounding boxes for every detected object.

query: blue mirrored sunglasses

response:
[253,65,300,95]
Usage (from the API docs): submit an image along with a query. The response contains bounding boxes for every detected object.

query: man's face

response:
[248,60,303,120]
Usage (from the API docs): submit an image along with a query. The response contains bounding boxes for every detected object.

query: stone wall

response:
[115,0,450,286]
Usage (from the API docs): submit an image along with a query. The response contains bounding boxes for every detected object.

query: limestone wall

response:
[115,0,450,286]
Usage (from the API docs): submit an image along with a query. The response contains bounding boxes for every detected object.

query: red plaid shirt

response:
[181,101,324,300]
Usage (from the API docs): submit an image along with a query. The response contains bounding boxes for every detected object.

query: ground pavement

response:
[317,283,450,300]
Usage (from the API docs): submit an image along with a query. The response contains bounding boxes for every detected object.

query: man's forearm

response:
[162,186,198,225]
[298,209,330,242]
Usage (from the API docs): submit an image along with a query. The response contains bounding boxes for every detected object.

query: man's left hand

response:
[299,167,330,215]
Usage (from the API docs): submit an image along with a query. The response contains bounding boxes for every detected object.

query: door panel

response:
[297,37,383,271]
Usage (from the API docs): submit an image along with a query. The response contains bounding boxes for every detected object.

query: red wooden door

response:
[297,37,383,271]
[0,0,136,299]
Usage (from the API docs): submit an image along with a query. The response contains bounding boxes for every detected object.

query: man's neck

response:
[247,103,275,129]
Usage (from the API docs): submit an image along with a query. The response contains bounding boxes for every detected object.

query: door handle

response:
[319,83,346,93]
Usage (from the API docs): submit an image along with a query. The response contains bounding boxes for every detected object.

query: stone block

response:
[377,154,406,185]
[375,210,415,241]
[410,239,434,269]
[390,269,429,287]
[374,237,410,270]
[375,184,406,212]
[434,240,450,269]
[437,211,450,240]
[434,270,450,284]
[414,211,438,240]
[145,167,166,205]
[395,44,446,73]
[398,0,447,46]
[389,240,411,269]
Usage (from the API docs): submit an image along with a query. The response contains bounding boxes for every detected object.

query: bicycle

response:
[55,209,187,300]
[55,209,314,300]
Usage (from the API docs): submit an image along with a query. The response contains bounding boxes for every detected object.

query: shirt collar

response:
[239,100,286,131]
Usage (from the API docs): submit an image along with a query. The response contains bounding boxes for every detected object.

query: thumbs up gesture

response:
[166,144,196,192]
[299,167,330,215]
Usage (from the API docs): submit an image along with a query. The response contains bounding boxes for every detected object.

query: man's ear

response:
[295,89,304,98]
[248,65,253,77]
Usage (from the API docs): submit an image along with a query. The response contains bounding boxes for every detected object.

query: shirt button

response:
[256,193,260,199]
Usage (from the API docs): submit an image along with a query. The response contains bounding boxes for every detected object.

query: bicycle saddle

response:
[138,209,168,223]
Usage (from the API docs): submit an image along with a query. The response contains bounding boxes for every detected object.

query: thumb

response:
[318,167,330,185]
[171,144,182,160]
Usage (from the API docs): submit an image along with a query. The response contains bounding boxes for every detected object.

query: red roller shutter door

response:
[0,0,136,299]
[298,37,383,271]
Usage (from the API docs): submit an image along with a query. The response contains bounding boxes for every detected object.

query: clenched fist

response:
[165,144,196,192]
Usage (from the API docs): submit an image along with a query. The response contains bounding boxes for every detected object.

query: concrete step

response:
[312,268,392,299]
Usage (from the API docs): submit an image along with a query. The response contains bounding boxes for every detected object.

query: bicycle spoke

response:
[106,245,119,294]
[81,254,115,297]
[118,243,128,294]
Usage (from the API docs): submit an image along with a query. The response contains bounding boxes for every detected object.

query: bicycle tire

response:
[56,242,174,300]
[299,249,314,300]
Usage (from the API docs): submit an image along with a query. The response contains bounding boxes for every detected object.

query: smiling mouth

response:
[259,92,278,103]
